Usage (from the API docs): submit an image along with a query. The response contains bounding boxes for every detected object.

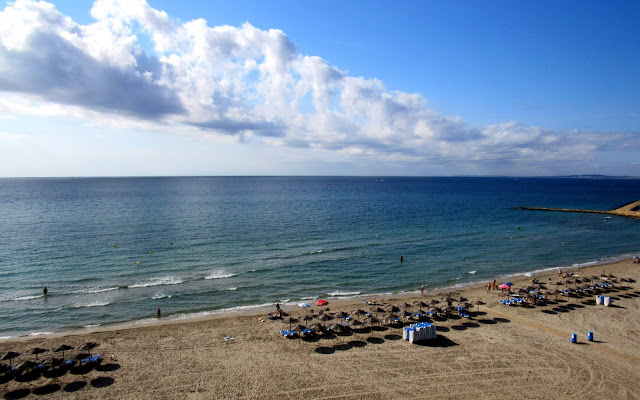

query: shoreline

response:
[1,252,637,343]
[1,256,638,399]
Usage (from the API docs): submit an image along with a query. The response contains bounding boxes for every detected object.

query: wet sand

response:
[1,258,639,399]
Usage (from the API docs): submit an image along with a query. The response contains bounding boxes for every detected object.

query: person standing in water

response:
[43,287,48,296]
[400,255,404,263]
[420,285,424,296]
[157,307,161,318]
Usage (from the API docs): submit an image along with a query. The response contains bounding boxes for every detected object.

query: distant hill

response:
[553,175,639,179]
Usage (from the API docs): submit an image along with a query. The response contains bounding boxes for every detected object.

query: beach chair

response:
[80,355,102,366]
[459,313,470,318]
[499,300,512,306]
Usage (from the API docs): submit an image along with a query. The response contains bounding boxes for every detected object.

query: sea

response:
[0,176,638,338]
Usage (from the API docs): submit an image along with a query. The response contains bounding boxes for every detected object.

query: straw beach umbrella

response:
[299,315,313,326]
[54,345,74,359]
[2,351,20,366]
[319,314,333,321]
[30,347,49,361]
[474,300,485,314]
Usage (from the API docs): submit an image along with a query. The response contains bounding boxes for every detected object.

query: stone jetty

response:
[518,200,640,219]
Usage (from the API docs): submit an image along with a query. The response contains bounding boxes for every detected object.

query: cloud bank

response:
[0,0,636,174]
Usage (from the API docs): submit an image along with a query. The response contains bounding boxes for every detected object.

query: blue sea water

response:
[0,176,638,338]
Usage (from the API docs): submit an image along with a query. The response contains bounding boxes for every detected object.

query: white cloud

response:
[0,0,637,175]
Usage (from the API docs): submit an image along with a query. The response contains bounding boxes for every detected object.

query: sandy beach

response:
[1,258,639,399]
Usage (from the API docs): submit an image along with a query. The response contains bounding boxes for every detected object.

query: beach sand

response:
[1,259,639,399]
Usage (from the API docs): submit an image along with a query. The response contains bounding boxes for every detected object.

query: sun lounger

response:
[280,330,298,338]
[80,355,102,365]
[500,300,513,306]
[459,313,470,318]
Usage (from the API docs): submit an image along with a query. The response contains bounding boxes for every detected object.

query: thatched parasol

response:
[299,315,314,326]
[474,300,485,314]
[54,345,74,359]
[30,347,49,360]
[2,351,21,365]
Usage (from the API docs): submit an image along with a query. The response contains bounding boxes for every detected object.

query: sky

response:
[0,0,639,177]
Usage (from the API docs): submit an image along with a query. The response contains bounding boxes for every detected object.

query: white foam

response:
[84,324,100,329]
[28,331,53,336]
[468,270,477,275]
[152,293,172,299]
[327,291,361,297]
[75,301,110,308]
[13,294,42,301]
[85,287,119,294]
[205,270,237,280]
[129,276,183,288]
[225,287,237,291]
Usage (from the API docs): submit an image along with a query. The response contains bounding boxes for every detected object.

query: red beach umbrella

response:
[315,299,328,306]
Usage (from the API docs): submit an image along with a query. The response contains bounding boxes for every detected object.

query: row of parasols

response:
[502,275,635,303]
[1,341,99,370]
[280,297,487,335]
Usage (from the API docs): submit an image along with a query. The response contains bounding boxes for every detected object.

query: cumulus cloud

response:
[0,0,636,173]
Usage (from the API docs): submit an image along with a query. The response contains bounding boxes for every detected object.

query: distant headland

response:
[518,200,640,219]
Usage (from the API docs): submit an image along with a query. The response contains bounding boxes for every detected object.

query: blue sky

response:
[0,0,638,177]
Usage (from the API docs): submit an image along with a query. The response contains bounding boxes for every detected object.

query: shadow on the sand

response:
[314,346,335,355]
[493,317,510,323]
[96,363,121,372]
[477,319,497,325]
[366,337,385,345]
[32,383,61,396]
[414,335,458,348]
[90,376,115,388]
[384,334,402,341]
[435,326,450,332]
[63,380,87,392]
[3,388,30,400]
[333,343,352,351]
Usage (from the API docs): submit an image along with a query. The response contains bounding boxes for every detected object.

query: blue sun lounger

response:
[458,313,470,318]
[80,355,102,365]
[280,330,298,338]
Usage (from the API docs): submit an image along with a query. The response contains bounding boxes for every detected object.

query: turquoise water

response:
[0,176,638,337]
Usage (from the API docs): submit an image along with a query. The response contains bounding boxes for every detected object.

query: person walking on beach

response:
[276,303,281,317]
[492,280,496,290]
[487,283,491,292]
[157,307,161,318]
[420,285,424,296]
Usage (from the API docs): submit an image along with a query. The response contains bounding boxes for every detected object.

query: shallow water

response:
[0,176,638,337]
